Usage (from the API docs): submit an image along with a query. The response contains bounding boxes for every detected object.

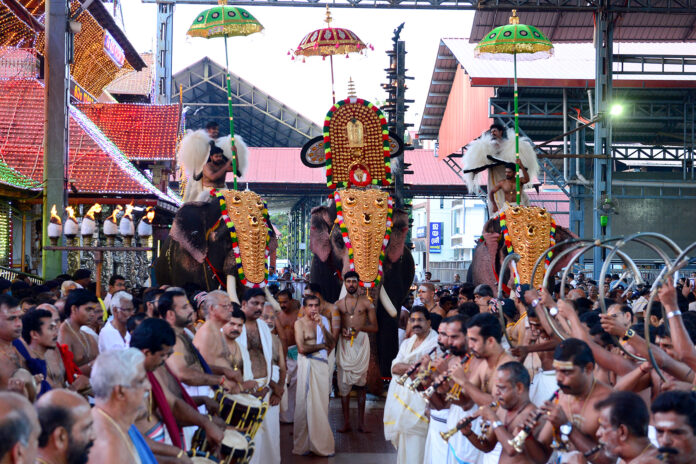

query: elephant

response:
[154,191,278,305]
[309,191,415,385]
[467,210,577,293]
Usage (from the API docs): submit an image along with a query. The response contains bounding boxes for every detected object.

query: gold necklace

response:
[65,321,90,358]
[95,408,141,464]
[630,442,655,463]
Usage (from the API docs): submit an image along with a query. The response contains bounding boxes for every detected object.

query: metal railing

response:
[0,266,44,285]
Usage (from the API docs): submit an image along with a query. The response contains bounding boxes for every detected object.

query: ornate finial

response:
[218,0,227,5]
[325,5,332,25]
[347,77,356,97]
[509,9,519,25]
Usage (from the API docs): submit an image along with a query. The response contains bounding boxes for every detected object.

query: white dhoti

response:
[529,369,557,406]
[250,365,281,464]
[446,404,482,464]
[384,331,438,464]
[423,408,450,464]
[482,443,502,464]
[328,348,336,393]
[336,331,370,396]
[293,317,335,457]
[280,346,298,423]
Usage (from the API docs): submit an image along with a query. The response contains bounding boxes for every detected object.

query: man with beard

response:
[460,362,538,464]
[193,291,250,388]
[584,391,659,464]
[15,309,55,395]
[132,318,223,459]
[276,289,300,424]
[58,290,99,376]
[525,338,613,464]
[222,306,246,370]
[239,288,280,464]
[651,391,696,464]
[161,290,240,402]
[488,160,530,214]
[335,271,377,433]
[36,389,95,464]
[384,306,439,464]
[292,294,335,457]
[198,143,234,190]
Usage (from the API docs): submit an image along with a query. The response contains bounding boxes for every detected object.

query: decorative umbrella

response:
[475,9,553,204]
[293,6,371,103]
[188,0,263,190]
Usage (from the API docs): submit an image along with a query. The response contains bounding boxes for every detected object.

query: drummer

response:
[239,288,280,464]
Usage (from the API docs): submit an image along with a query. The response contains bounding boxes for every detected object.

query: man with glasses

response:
[98,291,134,352]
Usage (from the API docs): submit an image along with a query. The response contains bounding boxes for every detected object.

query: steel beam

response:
[155,1,174,104]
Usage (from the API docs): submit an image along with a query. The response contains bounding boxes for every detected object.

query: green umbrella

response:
[475,10,553,204]
[188,0,263,190]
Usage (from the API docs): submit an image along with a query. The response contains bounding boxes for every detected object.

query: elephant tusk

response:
[379,285,398,318]
[264,286,282,313]
[227,275,240,305]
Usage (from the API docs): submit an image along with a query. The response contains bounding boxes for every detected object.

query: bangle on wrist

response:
[622,328,635,341]
[667,310,683,319]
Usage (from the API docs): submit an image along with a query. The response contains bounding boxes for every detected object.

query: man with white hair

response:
[88,349,156,464]
[0,391,41,464]
[98,291,134,352]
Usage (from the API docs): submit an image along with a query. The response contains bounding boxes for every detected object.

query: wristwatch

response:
[622,328,635,341]
[560,422,572,442]
[491,420,504,430]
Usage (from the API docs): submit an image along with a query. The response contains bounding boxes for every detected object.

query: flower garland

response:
[333,191,393,288]
[324,97,392,189]
[498,211,519,285]
[211,189,271,288]
[545,218,557,268]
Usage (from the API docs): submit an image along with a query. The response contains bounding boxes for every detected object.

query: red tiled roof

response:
[0,79,169,198]
[105,52,154,96]
[76,102,180,161]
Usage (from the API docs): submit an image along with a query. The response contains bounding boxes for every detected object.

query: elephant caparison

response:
[154,198,277,301]
[309,199,414,384]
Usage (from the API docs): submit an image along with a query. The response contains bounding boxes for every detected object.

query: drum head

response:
[189,451,219,464]
[224,393,262,407]
[222,429,249,450]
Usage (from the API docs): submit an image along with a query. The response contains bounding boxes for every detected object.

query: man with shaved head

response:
[36,389,94,464]
[0,391,41,464]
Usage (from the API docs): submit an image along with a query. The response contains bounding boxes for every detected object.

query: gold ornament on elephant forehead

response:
[338,189,389,283]
[221,190,269,284]
[504,206,552,287]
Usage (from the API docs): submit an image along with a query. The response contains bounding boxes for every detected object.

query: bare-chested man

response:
[160,289,241,400]
[222,307,246,371]
[460,362,538,464]
[276,288,300,423]
[523,338,613,464]
[293,294,335,456]
[452,313,514,406]
[334,270,377,433]
[0,294,24,372]
[418,283,445,318]
[58,289,99,376]
[240,288,280,464]
[199,144,235,190]
[193,290,252,389]
[489,159,530,214]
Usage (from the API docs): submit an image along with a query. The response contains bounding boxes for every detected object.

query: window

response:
[452,209,461,235]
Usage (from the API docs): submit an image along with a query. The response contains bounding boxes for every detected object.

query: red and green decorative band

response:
[545,219,557,269]
[211,189,271,288]
[333,192,393,288]
[323,98,392,190]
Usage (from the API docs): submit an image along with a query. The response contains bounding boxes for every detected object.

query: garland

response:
[545,218,557,268]
[498,211,519,285]
[334,191,393,288]
[211,189,271,288]
[324,97,392,189]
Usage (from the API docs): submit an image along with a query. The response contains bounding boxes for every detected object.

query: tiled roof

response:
[106,52,154,96]
[0,79,177,202]
[0,158,39,190]
[76,101,180,161]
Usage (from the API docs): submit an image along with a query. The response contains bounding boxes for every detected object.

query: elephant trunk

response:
[227,275,240,305]
[264,287,282,313]
[379,285,398,318]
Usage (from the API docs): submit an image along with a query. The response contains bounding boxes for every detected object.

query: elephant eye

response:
[256,201,263,208]
[346,196,356,205]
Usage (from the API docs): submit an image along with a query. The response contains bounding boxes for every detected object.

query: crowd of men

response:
[3,267,696,464]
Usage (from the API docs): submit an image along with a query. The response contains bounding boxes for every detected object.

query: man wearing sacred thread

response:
[461,122,539,216]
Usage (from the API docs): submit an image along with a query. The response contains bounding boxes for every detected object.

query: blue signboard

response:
[429,222,443,253]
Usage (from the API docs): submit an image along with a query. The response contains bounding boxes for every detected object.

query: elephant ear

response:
[310,205,333,263]
[169,200,219,264]
[386,208,409,263]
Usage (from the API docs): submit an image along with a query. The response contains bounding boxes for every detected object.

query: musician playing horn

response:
[524,338,613,464]
[460,362,538,464]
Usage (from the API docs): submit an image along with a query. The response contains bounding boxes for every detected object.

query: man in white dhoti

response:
[239,288,281,464]
[384,306,439,464]
[335,271,378,433]
[293,294,336,457]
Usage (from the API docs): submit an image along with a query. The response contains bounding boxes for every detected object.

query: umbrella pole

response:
[224,36,238,190]
[514,51,520,205]
[329,54,336,104]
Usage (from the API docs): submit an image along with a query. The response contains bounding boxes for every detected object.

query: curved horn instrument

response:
[440,401,498,441]
[508,390,559,453]
[395,347,437,386]
[421,353,471,403]
[584,444,604,459]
